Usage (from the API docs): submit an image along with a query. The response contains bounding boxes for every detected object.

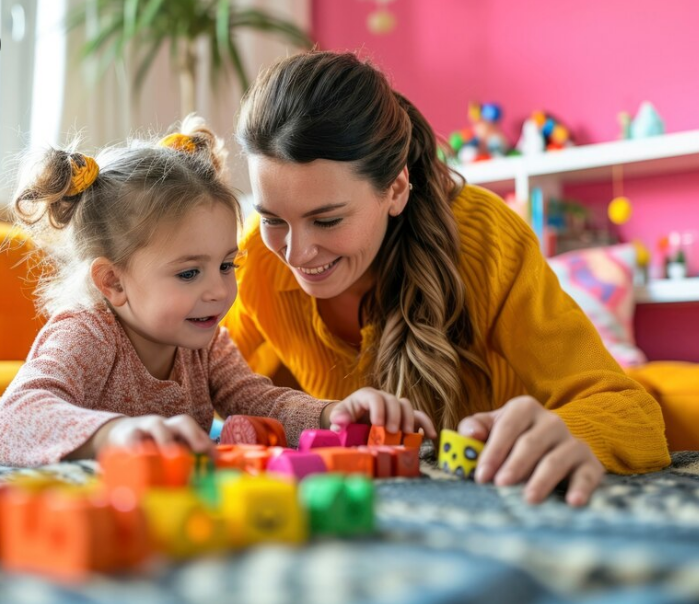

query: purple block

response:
[266,452,327,480]
[298,429,342,452]
[338,423,371,447]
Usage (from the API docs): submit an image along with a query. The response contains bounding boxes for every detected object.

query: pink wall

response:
[312,0,699,362]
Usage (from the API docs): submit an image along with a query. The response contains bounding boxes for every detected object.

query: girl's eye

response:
[177,269,199,281]
[221,261,237,273]
[315,218,342,229]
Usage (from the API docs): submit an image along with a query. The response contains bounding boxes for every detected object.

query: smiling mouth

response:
[297,258,340,275]
[187,315,218,323]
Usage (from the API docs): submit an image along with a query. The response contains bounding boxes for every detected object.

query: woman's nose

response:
[284,230,318,266]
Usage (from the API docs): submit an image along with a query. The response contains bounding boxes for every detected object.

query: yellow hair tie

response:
[66,154,99,196]
[158,133,197,154]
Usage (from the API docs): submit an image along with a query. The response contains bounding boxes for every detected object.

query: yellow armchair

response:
[0,223,45,395]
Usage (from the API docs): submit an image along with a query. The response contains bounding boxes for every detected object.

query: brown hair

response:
[13,115,241,315]
[237,51,491,430]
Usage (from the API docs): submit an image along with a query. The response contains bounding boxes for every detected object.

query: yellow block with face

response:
[219,474,307,547]
[438,429,485,480]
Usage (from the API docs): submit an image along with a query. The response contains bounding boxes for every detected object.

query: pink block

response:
[338,423,371,447]
[298,429,342,452]
[266,452,327,480]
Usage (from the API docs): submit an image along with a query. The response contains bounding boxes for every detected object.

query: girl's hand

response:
[324,387,437,439]
[457,396,604,507]
[94,414,216,457]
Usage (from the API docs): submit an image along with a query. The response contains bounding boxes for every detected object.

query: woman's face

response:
[248,156,409,299]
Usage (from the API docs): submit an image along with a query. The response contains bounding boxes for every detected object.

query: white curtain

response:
[1,0,311,210]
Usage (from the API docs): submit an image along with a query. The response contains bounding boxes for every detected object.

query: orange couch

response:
[0,223,45,395]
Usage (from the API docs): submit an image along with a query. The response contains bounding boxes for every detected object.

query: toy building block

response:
[100,442,193,498]
[365,445,421,478]
[298,429,342,452]
[438,429,484,479]
[220,415,288,447]
[257,417,288,447]
[402,432,423,449]
[141,488,227,558]
[337,423,371,447]
[312,447,374,477]
[357,446,393,478]
[266,451,327,481]
[218,475,306,547]
[1,485,149,580]
[367,425,402,446]
[299,474,374,538]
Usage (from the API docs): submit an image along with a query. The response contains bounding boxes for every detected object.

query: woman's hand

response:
[323,387,437,439]
[91,414,216,457]
[457,396,604,506]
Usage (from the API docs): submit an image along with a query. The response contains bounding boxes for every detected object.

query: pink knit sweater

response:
[0,306,328,466]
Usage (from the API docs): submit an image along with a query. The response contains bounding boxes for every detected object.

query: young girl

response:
[0,116,435,467]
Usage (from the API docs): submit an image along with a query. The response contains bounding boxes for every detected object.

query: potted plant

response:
[67,0,313,116]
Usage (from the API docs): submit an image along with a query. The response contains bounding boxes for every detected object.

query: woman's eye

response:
[221,261,237,273]
[177,269,199,281]
[261,217,285,227]
[315,218,342,229]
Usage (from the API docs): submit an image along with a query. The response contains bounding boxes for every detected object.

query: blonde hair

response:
[13,115,241,316]
[237,51,492,430]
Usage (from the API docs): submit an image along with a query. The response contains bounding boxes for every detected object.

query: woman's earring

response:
[408,183,413,190]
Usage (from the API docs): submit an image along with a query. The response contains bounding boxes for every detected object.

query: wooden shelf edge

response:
[634,277,699,304]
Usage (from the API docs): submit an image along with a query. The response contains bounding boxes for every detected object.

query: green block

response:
[299,474,374,538]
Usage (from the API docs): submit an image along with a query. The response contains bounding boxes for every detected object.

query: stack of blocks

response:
[0,416,427,581]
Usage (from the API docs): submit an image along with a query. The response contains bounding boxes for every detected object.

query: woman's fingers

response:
[474,397,539,484]
[564,458,605,507]
[493,412,566,486]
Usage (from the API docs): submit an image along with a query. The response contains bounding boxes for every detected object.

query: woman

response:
[223,50,670,506]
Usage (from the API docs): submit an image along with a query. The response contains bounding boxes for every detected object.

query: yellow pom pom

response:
[633,240,650,267]
[158,133,197,154]
[367,9,396,34]
[608,196,632,225]
[66,155,99,196]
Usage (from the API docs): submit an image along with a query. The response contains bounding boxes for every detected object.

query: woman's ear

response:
[387,166,411,217]
[91,257,127,306]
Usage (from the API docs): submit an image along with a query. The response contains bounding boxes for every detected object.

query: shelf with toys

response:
[449,104,699,305]
[456,128,699,201]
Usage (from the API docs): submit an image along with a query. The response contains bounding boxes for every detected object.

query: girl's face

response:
[248,156,410,299]
[112,202,239,369]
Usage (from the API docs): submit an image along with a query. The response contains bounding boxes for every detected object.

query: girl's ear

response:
[91,257,127,306]
[387,166,411,217]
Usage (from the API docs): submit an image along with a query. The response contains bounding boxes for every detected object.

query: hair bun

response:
[66,154,99,196]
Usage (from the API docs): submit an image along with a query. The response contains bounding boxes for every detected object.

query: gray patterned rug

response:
[2,451,699,604]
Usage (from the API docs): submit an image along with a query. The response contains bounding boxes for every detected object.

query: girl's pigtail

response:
[159,114,228,179]
[14,149,99,230]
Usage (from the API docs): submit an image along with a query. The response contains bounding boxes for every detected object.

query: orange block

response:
[314,447,374,477]
[220,415,288,447]
[402,432,423,449]
[368,426,402,446]
[358,446,393,478]
[375,446,421,478]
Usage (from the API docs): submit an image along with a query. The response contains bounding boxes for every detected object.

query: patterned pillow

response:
[548,243,647,367]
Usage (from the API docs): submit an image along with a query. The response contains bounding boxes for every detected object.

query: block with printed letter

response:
[299,474,374,537]
[218,474,306,547]
[298,429,342,452]
[438,429,484,479]
[374,445,421,478]
[357,446,393,478]
[312,447,374,477]
[367,425,402,446]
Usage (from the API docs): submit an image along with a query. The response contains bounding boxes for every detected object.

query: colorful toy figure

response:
[449,102,512,163]
[438,429,484,479]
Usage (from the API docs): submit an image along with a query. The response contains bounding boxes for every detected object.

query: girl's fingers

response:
[414,410,437,440]
[380,394,403,434]
[166,416,215,455]
[398,398,416,434]
[145,418,177,448]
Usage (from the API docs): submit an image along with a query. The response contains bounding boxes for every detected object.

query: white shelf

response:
[456,130,699,198]
[634,278,699,304]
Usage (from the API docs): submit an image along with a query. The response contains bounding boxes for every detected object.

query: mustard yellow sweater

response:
[224,185,670,474]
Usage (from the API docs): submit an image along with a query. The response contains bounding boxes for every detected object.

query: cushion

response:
[548,243,647,367]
